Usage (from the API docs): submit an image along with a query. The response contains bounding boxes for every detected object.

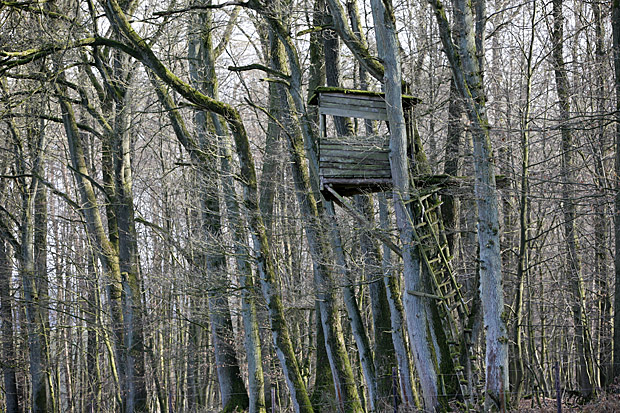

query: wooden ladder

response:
[405,188,473,404]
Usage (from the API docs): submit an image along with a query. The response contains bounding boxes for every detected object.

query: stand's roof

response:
[308,86,421,108]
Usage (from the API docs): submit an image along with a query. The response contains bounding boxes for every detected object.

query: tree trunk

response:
[441,80,462,255]
[56,81,125,409]
[428,0,508,408]
[356,195,398,410]
[0,239,19,413]
[111,87,147,413]
[262,7,364,410]
[370,0,442,410]
[551,0,596,398]
[14,114,54,413]
[591,0,612,386]
[378,195,419,408]
[86,247,102,413]
[512,4,536,404]
[613,0,620,383]
[272,60,364,413]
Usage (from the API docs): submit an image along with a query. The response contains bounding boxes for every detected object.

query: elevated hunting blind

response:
[309,88,491,402]
[308,87,421,196]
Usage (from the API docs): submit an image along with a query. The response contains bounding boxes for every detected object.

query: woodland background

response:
[1,0,620,412]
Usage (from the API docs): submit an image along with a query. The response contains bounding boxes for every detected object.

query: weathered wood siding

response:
[318,93,388,121]
[311,89,414,195]
[319,135,391,193]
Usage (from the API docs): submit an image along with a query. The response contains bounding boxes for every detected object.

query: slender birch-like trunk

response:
[512,4,536,404]
[551,0,596,398]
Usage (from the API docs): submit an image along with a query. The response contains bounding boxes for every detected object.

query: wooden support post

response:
[392,367,399,413]
[555,361,562,413]
[323,184,402,257]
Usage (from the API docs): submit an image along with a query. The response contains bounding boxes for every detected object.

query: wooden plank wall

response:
[317,92,393,193]
[319,135,391,180]
[318,93,388,121]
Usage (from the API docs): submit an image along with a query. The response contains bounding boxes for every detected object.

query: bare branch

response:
[228,63,290,80]
[153,1,248,17]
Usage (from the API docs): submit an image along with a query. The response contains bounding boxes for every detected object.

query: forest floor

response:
[514,392,620,412]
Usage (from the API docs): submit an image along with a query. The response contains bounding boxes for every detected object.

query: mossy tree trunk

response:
[186,7,250,412]
[428,0,509,408]
[6,104,55,413]
[370,0,444,410]
[101,0,311,408]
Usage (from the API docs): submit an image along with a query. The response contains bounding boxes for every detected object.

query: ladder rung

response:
[418,233,433,241]
[427,256,441,265]
[424,201,443,213]
[417,193,433,202]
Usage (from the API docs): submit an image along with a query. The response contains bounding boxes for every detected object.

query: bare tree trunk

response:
[260,6,364,410]
[85,247,102,413]
[442,80,462,255]
[111,88,147,413]
[370,0,442,410]
[512,4,536,404]
[56,83,124,409]
[428,0,508,408]
[0,239,19,413]
[591,1,612,386]
[613,0,620,383]
[378,195,419,408]
[11,113,55,413]
[272,61,364,413]
[551,0,596,398]
[356,195,397,410]
[33,177,54,412]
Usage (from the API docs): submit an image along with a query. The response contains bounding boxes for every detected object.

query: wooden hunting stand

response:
[308,86,420,197]
[309,86,477,405]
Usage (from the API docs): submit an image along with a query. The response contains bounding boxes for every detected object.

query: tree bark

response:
[187,9,250,411]
[551,0,596,398]
[260,5,363,410]
[591,0,612,386]
[378,195,419,408]
[613,0,620,383]
[428,0,508,408]
[370,0,442,410]
[56,81,125,409]
[0,239,19,413]
[511,4,536,404]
